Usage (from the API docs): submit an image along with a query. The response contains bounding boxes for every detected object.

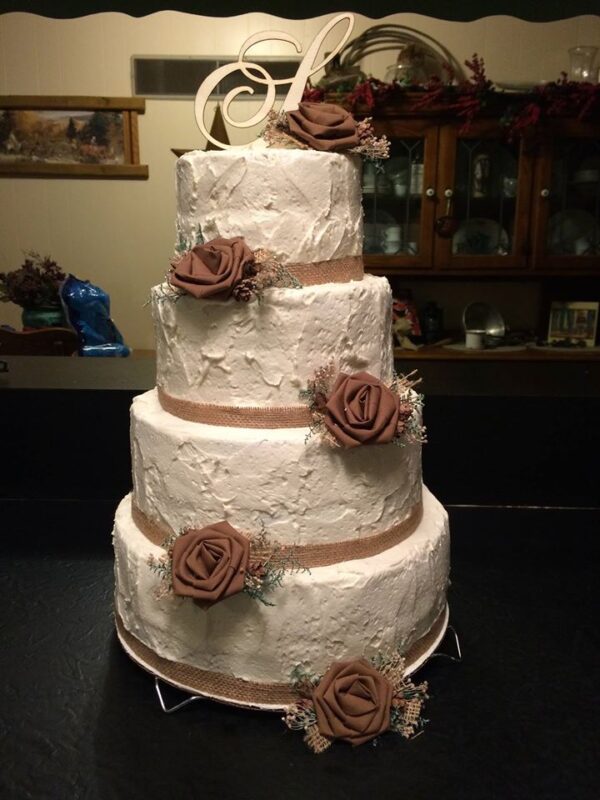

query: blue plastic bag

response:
[60,275,130,357]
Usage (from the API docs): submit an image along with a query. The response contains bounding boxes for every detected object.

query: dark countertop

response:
[1,505,598,800]
[0,354,156,392]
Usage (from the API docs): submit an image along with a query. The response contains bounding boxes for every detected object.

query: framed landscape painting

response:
[0,96,148,178]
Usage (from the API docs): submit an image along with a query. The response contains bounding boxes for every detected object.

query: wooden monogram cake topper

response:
[194,13,355,150]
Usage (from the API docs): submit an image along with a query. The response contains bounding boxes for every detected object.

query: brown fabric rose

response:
[313,658,393,746]
[169,237,254,299]
[171,521,250,606]
[324,371,401,448]
[286,102,360,152]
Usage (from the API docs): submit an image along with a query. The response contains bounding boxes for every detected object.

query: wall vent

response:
[132,56,301,99]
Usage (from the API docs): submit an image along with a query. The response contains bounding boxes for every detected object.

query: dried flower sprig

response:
[390,369,427,445]
[262,109,389,161]
[149,279,185,306]
[284,698,318,731]
[299,362,339,446]
[354,116,390,160]
[502,73,600,140]
[301,81,326,104]
[147,530,180,599]
[263,110,309,150]
[243,521,308,606]
[290,664,321,698]
[338,61,599,139]
[410,54,493,134]
[346,77,399,111]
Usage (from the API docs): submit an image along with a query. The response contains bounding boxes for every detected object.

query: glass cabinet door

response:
[434,120,531,269]
[361,120,438,269]
[532,122,600,268]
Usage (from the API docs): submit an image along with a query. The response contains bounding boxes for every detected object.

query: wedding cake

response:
[113,103,450,751]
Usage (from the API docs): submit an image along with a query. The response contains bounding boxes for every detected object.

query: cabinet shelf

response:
[365,260,600,278]
[394,345,600,361]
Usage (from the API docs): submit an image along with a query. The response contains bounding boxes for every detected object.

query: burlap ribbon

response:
[115,606,448,709]
[286,254,363,285]
[131,498,423,569]
[157,386,312,428]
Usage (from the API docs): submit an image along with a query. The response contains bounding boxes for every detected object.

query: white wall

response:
[0,11,598,348]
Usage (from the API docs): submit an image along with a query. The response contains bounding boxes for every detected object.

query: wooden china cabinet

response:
[358,96,600,278]
[349,94,600,363]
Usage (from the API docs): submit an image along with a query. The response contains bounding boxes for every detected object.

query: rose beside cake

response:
[113,103,449,752]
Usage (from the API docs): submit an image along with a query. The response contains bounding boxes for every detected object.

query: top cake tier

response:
[176,147,363,263]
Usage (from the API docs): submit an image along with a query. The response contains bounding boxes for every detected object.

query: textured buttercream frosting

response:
[114,144,450,707]
[176,148,363,262]
[131,388,422,546]
[153,274,394,406]
[114,485,449,686]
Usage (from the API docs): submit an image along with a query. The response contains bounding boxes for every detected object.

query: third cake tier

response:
[131,389,422,546]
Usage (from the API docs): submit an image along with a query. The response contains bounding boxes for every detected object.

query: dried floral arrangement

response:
[263,105,390,161]
[157,230,303,306]
[409,54,494,134]
[500,74,600,140]
[147,519,305,608]
[284,651,428,753]
[0,252,66,309]
[300,363,425,449]
[304,55,600,139]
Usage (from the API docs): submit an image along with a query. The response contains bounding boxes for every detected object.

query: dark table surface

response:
[1,504,598,800]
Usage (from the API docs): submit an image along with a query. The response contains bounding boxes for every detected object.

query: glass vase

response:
[568,46,598,81]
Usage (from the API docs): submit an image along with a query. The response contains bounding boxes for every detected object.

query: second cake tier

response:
[153,274,394,407]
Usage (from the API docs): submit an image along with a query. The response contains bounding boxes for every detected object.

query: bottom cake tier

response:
[113,485,450,711]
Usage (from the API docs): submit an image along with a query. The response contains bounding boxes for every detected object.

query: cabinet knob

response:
[444,188,454,199]
[425,187,435,198]
[540,188,550,198]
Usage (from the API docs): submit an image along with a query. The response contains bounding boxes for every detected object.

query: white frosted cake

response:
[113,137,450,742]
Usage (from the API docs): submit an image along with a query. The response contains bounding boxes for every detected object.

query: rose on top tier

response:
[169,237,254,299]
[324,371,401,448]
[171,521,250,606]
[286,102,360,152]
[313,658,393,746]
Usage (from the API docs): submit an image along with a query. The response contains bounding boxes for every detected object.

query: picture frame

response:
[547,300,599,347]
[0,96,148,178]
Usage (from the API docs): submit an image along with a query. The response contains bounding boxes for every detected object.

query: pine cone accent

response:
[313,391,328,412]
[232,279,257,302]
